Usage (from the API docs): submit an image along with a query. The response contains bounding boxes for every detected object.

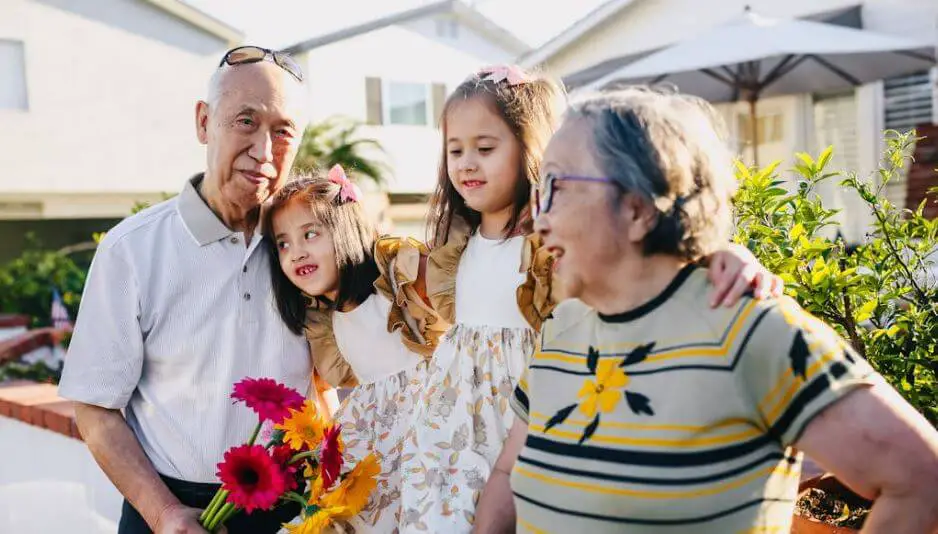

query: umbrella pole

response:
[748,96,759,167]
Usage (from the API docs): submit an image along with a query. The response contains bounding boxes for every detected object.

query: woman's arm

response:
[474,418,528,533]
[795,378,938,534]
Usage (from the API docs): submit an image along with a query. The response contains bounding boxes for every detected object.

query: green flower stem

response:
[288,450,319,464]
[207,502,234,531]
[284,491,309,507]
[201,490,229,526]
[247,420,263,446]
[216,504,239,530]
[200,490,226,523]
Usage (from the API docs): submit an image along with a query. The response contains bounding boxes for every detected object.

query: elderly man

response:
[473,88,938,533]
[59,47,330,534]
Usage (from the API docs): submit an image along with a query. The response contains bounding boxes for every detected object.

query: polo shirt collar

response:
[178,174,235,246]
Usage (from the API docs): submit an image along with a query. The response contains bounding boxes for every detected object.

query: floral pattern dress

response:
[303,237,450,533]
[399,219,554,533]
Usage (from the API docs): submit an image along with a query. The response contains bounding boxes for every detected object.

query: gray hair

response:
[565,86,737,260]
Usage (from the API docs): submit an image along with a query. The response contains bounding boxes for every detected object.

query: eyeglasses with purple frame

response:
[534,172,619,217]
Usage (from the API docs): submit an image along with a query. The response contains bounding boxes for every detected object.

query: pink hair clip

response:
[327,164,361,203]
[478,64,528,86]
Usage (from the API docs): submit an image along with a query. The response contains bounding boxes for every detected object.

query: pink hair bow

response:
[327,164,361,203]
[479,64,528,86]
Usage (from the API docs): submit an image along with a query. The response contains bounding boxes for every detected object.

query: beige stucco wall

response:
[0,0,231,219]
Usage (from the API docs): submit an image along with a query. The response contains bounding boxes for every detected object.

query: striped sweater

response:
[510,264,876,533]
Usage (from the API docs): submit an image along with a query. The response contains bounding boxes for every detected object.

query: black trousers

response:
[117,475,300,534]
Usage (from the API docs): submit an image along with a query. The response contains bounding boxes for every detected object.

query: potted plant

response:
[792,474,870,533]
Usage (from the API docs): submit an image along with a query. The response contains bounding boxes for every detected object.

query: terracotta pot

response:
[791,474,869,534]
[791,514,859,534]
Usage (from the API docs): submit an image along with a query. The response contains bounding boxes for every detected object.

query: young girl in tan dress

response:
[398,66,782,533]
[263,166,448,532]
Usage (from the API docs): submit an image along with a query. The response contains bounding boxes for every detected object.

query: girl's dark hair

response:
[261,171,380,335]
[426,67,565,248]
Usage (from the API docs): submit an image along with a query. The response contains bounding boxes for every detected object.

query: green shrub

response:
[0,235,86,328]
[733,132,937,424]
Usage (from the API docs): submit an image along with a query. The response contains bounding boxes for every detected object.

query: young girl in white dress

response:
[262,165,450,532]
[398,66,784,533]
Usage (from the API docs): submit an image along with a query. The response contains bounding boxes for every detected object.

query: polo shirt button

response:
[230,236,239,244]
[243,292,251,301]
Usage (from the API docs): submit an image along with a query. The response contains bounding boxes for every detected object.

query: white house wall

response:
[0,0,228,204]
[402,17,517,64]
[301,21,500,194]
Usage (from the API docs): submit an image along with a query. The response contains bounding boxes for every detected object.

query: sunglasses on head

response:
[218,46,304,82]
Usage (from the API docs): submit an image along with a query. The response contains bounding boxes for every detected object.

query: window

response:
[365,78,446,127]
[884,71,934,132]
[386,82,431,126]
[0,40,27,110]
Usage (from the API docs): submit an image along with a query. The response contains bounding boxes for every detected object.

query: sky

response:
[185,0,609,50]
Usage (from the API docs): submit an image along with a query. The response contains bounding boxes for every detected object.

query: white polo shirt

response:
[59,175,312,483]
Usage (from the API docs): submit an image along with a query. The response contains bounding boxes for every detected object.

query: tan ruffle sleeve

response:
[424,216,472,325]
[303,307,358,389]
[373,236,451,358]
[516,232,558,332]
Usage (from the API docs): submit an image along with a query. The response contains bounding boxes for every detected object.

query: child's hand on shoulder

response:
[707,243,783,307]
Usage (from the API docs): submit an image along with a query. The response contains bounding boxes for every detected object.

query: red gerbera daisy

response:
[217,444,287,513]
[270,443,301,492]
[231,377,305,424]
[320,424,344,490]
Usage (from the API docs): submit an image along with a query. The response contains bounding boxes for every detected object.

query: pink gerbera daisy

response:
[217,444,286,514]
[231,377,305,424]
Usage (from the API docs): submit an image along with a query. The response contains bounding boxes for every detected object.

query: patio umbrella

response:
[584,6,936,165]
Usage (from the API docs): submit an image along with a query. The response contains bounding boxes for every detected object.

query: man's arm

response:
[474,418,528,534]
[74,404,209,533]
[60,245,212,533]
[795,378,938,534]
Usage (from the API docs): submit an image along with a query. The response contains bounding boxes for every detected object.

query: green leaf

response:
[810,257,829,285]
[855,299,877,323]
[817,145,834,170]
[796,152,814,167]
[790,223,805,241]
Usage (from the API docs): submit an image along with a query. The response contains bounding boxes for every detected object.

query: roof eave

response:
[142,0,243,46]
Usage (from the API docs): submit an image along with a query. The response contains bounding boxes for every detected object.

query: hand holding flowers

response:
[198,378,378,533]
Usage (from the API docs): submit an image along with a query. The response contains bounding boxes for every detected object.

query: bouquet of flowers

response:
[199,377,379,533]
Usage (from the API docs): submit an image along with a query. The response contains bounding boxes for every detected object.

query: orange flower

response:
[275,400,325,451]
[320,453,380,518]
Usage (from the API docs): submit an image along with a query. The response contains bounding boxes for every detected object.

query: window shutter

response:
[431,83,447,127]
[884,71,933,132]
[882,71,935,209]
[365,77,383,125]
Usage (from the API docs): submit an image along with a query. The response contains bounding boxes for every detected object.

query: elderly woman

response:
[473,88,938,533]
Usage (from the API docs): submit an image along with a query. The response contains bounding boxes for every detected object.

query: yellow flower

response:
[320,453,381,518]
[307,466,326,503]
[577,359,629,418]
[284,506,350,534]
[276,400,326,451]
